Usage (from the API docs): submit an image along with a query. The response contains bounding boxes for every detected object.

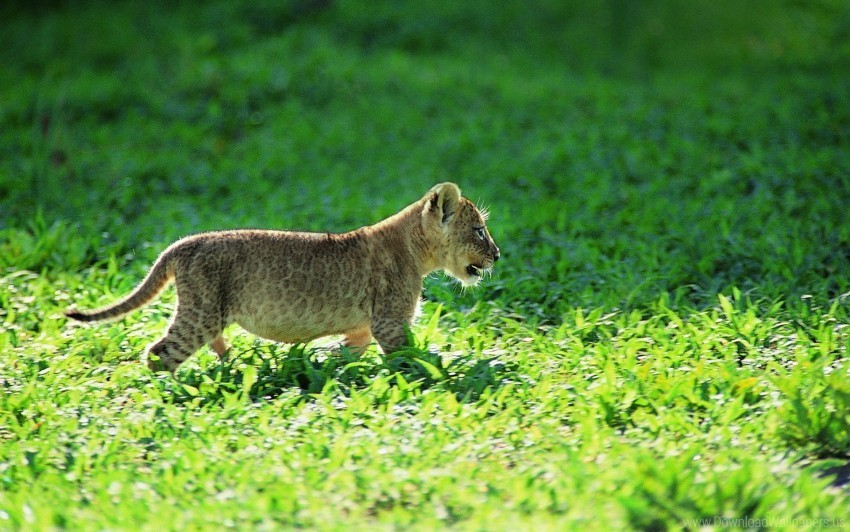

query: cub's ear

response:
[424,182,462,225]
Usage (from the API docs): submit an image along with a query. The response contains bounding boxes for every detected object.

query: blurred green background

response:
[1,0,849,310]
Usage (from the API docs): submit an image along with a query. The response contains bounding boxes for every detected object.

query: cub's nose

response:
[492,245,501,262]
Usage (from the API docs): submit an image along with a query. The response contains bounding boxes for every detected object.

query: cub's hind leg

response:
[210,335,229,357]
[147,307,225,373]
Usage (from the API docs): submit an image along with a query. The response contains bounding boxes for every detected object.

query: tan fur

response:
[65,183,500,372]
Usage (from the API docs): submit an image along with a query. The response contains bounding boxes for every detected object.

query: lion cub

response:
[65,182,500,372]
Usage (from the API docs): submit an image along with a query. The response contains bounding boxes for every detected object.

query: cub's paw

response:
[145,353,169,373]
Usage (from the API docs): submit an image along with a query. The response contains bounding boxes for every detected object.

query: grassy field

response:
[2,0,850,529]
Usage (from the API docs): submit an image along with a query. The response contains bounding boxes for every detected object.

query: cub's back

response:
[174,229,373,312]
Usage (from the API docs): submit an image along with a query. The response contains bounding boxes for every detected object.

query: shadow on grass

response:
[165,343,517,407]
[819,462,850,488]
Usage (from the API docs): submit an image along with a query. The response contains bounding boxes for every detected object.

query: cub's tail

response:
[65,251,175,322]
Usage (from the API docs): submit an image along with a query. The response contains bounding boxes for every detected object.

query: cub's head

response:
[422,182,500,286]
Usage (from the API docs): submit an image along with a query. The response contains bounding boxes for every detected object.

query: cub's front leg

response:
[370,299,418,354]
[341,328,373,355]
[371,318,412,354]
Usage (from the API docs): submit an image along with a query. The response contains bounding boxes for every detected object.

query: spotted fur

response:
[65,183,500,372]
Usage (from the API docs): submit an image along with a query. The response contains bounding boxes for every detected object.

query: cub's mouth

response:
[459,262,492,287]
[466,263,485,278]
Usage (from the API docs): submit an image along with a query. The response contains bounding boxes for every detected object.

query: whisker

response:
[479,204,491,221]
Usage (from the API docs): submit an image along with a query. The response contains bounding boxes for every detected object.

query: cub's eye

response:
[474,227,486,240]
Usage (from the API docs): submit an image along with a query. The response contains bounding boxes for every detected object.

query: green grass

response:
[2,0,850,529]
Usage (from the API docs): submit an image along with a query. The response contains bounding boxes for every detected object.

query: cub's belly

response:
[236,310,368,343]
